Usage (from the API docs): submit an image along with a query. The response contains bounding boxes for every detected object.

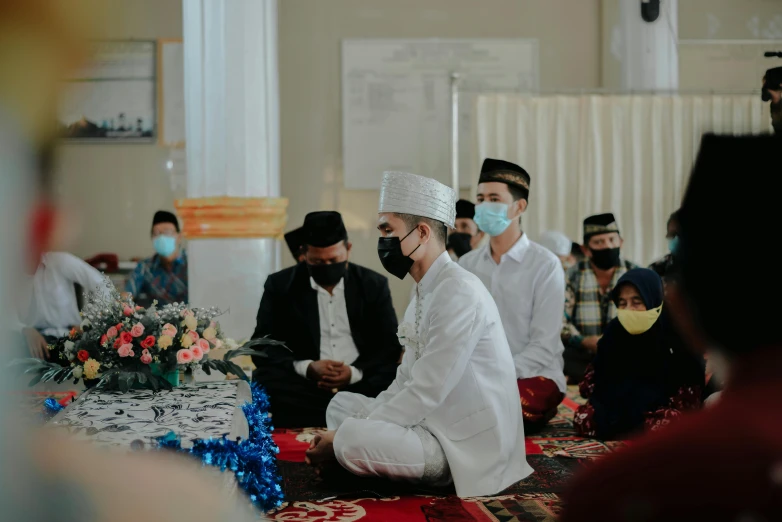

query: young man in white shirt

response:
[252,211,402,428]
[459,159,566,433]
[305,171,531,498]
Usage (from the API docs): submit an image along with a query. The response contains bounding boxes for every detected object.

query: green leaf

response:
[28,375,43,387]
[118,373,132,393]
[201,362,212,376]
[136,371,148,385]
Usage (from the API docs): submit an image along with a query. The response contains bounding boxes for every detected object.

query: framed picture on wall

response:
[58,40,157,142]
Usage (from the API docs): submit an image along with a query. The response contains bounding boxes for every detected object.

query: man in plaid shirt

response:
[561,213,637,382]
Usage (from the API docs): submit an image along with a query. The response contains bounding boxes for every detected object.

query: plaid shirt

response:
[562,258,638,347]
[125,250,188,306]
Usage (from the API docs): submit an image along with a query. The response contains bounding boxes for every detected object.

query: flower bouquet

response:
[13,279,287,392]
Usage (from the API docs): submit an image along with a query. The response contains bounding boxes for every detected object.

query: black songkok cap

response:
[152,210,179,232]
[478,158,531,199]
[302,211,348,248]
[583,213,619,243]
[455,199,476,220]
[284,227,307,260]
[762,67,782,102]
[677,134,780,356]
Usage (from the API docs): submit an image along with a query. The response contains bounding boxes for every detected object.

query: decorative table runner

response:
[50,381,251,449]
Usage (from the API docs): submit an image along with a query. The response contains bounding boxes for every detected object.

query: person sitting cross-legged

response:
[305,171,531,498]
[251,211,402,428]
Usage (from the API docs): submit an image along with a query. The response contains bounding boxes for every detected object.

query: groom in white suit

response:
[305,171,532,498]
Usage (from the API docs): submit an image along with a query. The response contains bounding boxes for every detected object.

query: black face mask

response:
[589,247,621,270]
[307,261,347,287]
[377,227,421,280]
[447,233,473,258]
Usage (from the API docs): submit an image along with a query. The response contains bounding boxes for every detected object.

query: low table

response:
[49,381,251,449]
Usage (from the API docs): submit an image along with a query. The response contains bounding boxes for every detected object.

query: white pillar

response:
[181,0,282,341]
[619,0,679,91]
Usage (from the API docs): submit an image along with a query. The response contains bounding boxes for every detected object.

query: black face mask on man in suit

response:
[307,261,347,288]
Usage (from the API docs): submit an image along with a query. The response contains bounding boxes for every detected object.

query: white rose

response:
[397,322,416,340]
[72,366,83,379]
[64,340,75,353]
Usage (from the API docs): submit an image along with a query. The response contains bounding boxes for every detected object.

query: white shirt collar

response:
[481,233,530,264]
[417,251,452,296]
[310,276,345,294]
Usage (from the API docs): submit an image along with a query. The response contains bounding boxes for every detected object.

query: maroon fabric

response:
[561,346,782,522]
[518,376,564,425]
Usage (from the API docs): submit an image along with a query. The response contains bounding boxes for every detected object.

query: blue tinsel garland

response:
[42,397,65,421]
[156,383,284,511]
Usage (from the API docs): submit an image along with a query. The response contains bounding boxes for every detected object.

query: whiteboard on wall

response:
[679,40,782,91]
[342,39,538,190]
[158,39,185,147]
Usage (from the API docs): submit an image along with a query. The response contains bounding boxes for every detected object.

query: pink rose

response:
[106,326,118,339]
[176,349,193,364]
[123,306,133,317]
[187,330,199,342]
[162,323,177,337]
[189,346,204,361]
[100,334,108,346]
[181,308,194,317]
[140,350,152,365]
[211,339,223,349]
[118,344,133,357]
[197,338,210,354]
[130,323,145,338]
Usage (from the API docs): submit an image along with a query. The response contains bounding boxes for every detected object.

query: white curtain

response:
[474,94,769,265]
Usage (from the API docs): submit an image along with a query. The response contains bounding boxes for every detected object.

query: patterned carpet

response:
[268,388,625,521]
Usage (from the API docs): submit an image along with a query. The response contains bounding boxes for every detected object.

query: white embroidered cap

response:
[378,171,456,228]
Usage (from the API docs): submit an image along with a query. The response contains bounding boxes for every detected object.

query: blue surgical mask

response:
[668,236,679,254]
[474,202,513,237]
[153,235,177,257]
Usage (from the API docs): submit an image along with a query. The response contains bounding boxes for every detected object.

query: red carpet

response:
[269,387,624,521]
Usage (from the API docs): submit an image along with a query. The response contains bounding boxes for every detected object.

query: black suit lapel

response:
[344,265,364,350]
[292,264,320,360]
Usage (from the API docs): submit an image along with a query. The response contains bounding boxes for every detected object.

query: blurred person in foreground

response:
[561,134,780,522]
[0,2,261,520]
[539,230,577,272]
[762,66,781,134]
[124,210,188,307]
[573,268,704,440]
[561,213,639,383]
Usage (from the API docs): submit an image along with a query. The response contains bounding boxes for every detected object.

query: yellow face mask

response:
[616,304,663,335]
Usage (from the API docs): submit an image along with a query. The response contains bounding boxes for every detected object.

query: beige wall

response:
[55,0,183,261]
[278,0,602,316]
[57,0,777,319]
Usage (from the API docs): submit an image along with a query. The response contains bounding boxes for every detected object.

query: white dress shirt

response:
[19,252,108,337]
[328,251,531,497]
[292,278,363,384]
[460,234,567,393]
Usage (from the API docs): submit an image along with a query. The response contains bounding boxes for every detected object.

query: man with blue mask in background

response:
[125,210,188,306]
[460,158,566,433]
[649,209,679,288]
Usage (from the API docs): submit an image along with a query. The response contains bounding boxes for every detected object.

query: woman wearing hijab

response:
[573,268,704,439]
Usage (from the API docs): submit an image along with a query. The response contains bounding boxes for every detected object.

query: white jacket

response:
[366,252,532,497]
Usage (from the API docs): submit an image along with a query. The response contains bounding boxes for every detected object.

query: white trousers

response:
[326,392,451,486]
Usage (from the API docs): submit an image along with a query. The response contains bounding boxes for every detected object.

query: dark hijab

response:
[590,268,704,439]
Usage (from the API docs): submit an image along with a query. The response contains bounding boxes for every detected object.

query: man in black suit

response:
[252,211,402,427]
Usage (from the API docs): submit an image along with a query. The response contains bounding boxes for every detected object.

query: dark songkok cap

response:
[762,67,782,101]
[677,134,780,356]
[152,210,179,232]
[284,227,307,260]
[479,158,531,198]
[455,199,475,220]
[302,211,348,248]
[583,213,619,243]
